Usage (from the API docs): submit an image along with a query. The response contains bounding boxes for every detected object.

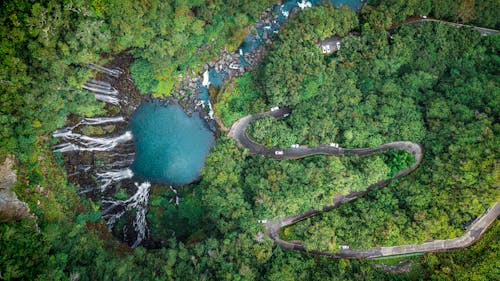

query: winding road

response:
[228,109,499,258]
[408,18,500,36]
[223,15,500,259]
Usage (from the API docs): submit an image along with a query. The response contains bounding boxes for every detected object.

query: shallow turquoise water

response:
[130,102,215,185]
[198,0,363,102]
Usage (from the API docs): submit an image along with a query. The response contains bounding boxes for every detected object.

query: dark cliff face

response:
[0,156,32,221]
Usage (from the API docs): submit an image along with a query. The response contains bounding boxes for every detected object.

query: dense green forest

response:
[1,0,499,280]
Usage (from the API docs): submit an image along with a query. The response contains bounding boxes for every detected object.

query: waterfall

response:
[93,94,121,105]
[83,82,119,95]
[54,116,125,136]
[80,116,125,125]
[96,168,134,191]
[94,94,120,105]
[202,70,210,87]
[169,185,181,206]
[87,63,123,77]
[281,7,289,18]
[104,158,134,168]
[101,182,151,248]
[207,100,214,120]
[84,79,114,90]
[87,79,113,87]
[82,80,121,105]
[53,131,133,153]
[298,0,312,9]
[109,152,135,158]
[55,70,149,247]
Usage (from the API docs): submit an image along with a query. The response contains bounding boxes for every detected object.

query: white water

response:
[229,63,239,70]
[53,131,133,153]
[281,5,290,18]
[101,182,151,248]
[298,0,312,9]
[87,79,112,88]
[93,93,121,105]
[202,70,210,87]
[87,63,123,77]
[169,186,181,206]
[207,100,215,120]
[83,83,119,95]
[80,116,125,125]
[55,74,149,247]
[82,78,121,105]
[84,80,113,90]
[96,168,134,191]
[109,152,135,158]
[53,116,125,136]
[105,158,134,168]
[83,68,122,106]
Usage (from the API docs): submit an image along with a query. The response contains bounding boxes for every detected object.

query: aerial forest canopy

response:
[1,0,499,280]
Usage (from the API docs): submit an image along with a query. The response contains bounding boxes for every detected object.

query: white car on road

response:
[270,107,279,111]
[274,150,284,155]
[291,144,299,148]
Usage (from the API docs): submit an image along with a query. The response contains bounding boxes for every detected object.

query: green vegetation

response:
[258,5,359,107]
[421,221,500,280]
[363,0,499,29]
[245,8,498,252]
[1,0,499,280]
[215,73,266,126]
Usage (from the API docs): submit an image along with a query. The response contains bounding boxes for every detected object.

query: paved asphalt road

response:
[229,109,499,258]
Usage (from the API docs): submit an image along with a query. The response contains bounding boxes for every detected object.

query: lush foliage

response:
[247,15,498,252]
[1,1,498,280]
[215,72,266,127]
[257,5,358,106]
[363,0,500,29]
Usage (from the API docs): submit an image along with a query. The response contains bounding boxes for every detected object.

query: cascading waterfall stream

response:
[53,131,133,153]
[101,182,151,248]
[169,185,181,206]
[54,116,125,134]
[96,168,134,192]
[87,63,123,77]
[82,70,123,105]
[53,65,154,247]
[83,80,121,105]
[297,0,312,9]
[199,70,215,120]
[104,158,134,168]
[83,80,117,92]
[82,84,119,95]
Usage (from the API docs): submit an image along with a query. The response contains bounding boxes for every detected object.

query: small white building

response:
[318,36,343,55]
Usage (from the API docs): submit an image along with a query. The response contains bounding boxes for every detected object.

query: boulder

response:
[0,156,33,221]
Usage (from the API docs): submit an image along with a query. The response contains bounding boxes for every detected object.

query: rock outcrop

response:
[0,156,32,221]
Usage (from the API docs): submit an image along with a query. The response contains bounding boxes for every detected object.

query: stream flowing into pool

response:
[197,0,364,104]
